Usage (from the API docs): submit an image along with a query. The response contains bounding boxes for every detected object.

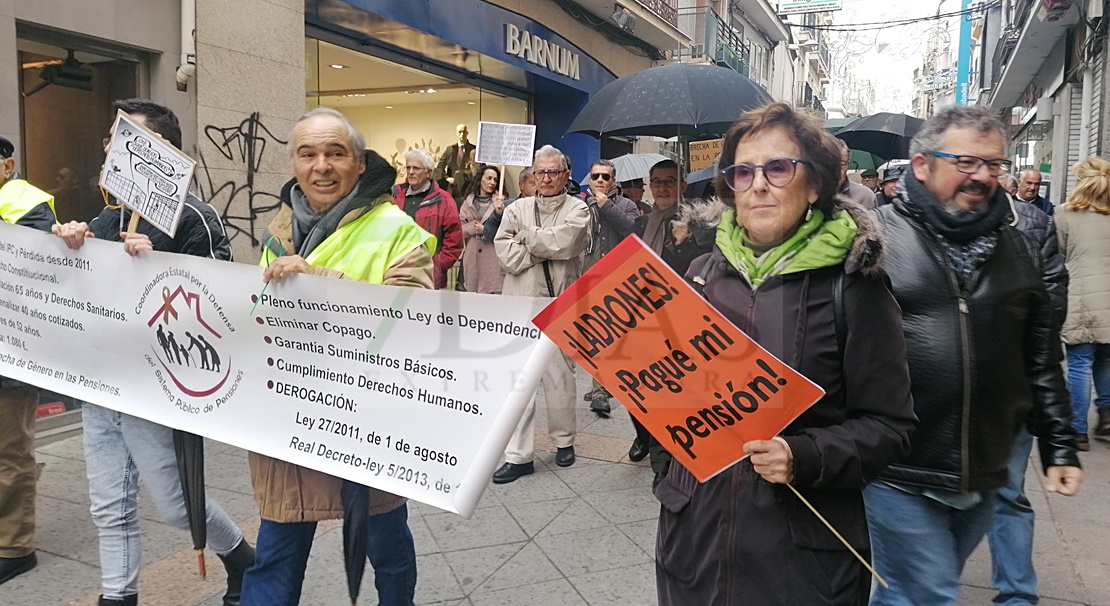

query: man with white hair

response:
[492,145,591,483]
[392,149,462,289]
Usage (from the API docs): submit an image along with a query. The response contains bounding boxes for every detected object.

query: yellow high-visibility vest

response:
[260,202,435,284]
[0,179,55,225]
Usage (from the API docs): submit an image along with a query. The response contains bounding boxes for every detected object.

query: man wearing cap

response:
[861,169,880,193]
[619,178,651,215]
[836,139,878,209]
[877,165,907,207]
[0,134,56,585]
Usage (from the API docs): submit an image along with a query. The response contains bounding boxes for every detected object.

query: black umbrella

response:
[340,480,371,605]
[835,113,925,162]
[173,430,207,578]
[566,63,772,139]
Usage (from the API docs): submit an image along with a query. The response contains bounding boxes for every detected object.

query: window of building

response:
[14,27,144,430]
[16,27,142,224]
[305,38,532,197]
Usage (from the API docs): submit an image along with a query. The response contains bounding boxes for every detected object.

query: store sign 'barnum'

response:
[504,24,580,81]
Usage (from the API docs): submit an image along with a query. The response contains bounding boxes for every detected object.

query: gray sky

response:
[822,0,965,114]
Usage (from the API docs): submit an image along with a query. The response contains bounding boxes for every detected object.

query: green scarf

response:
[715,207,858,287]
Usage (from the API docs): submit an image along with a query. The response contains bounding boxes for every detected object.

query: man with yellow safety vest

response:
[241,107,434,606]
[0,135,56,230]
[0,134,55,586]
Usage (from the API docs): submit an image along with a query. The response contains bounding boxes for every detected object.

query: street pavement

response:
[6,368,1110,605]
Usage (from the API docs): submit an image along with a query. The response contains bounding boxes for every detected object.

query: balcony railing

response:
[795,81,824,114]
[674,6,750,76]
[634,0,679,28]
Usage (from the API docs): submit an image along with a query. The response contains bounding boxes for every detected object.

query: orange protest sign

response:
[532,236,825,481]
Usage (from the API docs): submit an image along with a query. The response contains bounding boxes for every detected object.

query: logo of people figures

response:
[148,285,231,397]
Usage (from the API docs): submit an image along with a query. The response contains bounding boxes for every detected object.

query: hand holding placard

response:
[532,235,825,482]
[99,110,197,238]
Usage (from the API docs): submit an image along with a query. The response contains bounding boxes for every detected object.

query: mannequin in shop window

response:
[434,123,476,200]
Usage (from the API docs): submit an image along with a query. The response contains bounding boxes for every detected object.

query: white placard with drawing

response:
[98,110,197,238]
[474,121,537,167]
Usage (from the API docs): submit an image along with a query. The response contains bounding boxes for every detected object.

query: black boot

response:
[218,540,256,606]
[98,595,138,606]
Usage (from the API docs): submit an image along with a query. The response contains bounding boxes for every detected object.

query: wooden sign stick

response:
[126,208,141,234]
[787,484,889,588]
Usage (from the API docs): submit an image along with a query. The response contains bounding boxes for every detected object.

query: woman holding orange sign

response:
[654,102,917,605]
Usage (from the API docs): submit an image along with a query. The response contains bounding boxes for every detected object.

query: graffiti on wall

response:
[194,112,286,248]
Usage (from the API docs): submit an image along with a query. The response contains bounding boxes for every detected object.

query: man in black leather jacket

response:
[866,105,1082,606]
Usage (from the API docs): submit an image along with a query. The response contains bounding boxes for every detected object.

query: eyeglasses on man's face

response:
[720,158,812,192]
[590,172,613,181]
[928,152,1011,176]
[534,169,566,179]
[650,177,678,187]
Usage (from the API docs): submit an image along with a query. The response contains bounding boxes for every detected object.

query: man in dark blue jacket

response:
[1015,169,1054,215]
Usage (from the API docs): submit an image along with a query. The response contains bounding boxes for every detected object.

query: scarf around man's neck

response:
[643,203,679,254]
[715,207,857,287]
[899,174,1010,244]
[290,181,366,258]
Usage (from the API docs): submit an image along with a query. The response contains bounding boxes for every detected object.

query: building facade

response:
[981,0,1107,202]
[673,0,794,101]
[785,10,832,118]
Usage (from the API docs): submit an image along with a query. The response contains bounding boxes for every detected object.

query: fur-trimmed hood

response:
[674,195,885,276]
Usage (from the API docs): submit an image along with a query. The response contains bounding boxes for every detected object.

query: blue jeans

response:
[1066,343,1110,434]
[83,403,243,599]
[865,482,997,606]
[987,426,1037,605]
[241,504,416,606]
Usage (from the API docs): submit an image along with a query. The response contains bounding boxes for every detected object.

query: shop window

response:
[17,35,140,224]
[305,38,531,198]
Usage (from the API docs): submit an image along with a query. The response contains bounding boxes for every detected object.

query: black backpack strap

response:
[534,200,556,297]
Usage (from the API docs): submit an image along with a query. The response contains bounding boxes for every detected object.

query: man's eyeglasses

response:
[404,165,427,172]
[534,169,566,179]
[650,177,678,187]
[590,172,613,181]
[720,158,812,192]
[928,152,1012,176]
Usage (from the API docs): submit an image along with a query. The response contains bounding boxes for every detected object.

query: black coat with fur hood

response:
[655,197,917,606]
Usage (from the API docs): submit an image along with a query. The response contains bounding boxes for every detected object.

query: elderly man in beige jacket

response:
[492,145,590,483]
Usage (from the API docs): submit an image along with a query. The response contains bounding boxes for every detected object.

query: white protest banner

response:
[474,121,537,167]
[98,109,197,237]
[0,221,553,517]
